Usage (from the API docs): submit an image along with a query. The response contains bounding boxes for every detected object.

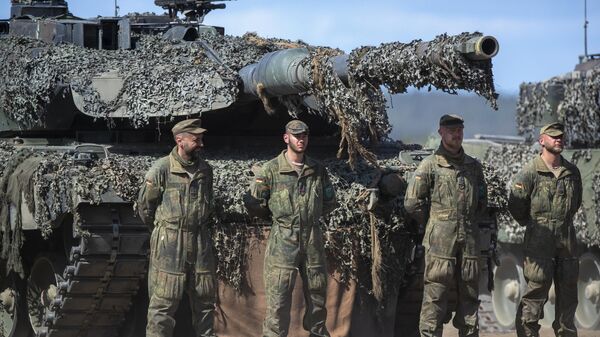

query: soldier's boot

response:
[262,265,298,337]
[301,265,329,337]
[453,254,480,337]
[190,271,217,337]
[552,258,579,337]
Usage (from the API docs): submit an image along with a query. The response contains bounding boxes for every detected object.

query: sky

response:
[1,0,599,95]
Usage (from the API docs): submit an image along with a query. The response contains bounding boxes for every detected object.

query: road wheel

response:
[576,252,600,330]
[26,255,65,336]
[492,252,526,329]
[1,276,32,337]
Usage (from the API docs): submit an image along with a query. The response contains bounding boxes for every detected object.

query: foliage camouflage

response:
[517,69,600,147]
[0,31,496,165]
[0,140,516,300]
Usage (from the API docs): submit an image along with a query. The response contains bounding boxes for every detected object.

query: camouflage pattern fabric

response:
[404,144,487,337]
[509,155,582,337]
[245,151,336,337]
[138,147,217,337]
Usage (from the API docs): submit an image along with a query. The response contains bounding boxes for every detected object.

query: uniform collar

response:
[534,155,573,178]
[434,144,473,167]
[169,147,207,174]
[277,150,317,177]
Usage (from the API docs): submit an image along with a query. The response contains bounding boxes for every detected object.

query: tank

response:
[0,1,501,337]
[456,54,600,332]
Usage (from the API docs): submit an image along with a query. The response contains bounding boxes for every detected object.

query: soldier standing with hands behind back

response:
[245,120,337,337]
[138,119,217,337]
[509,122,582,337]
[404,114,487,337]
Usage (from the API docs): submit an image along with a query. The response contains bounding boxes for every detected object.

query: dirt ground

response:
[442,328,598,337]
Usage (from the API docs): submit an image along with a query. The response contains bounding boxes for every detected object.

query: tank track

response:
[38,203,149,337]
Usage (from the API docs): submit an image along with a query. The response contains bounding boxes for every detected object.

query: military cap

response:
[285,119,309,134]
[171,118,206,135]
[439,114,464,127]
[539,122,564,137]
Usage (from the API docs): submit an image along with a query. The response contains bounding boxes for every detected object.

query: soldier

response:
[404,114,487,337]
[137,119,216,337]
[244,120,337,337]
[509,122,582,337]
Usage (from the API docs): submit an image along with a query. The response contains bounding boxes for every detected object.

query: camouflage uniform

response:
[138,147,216,337]
[509,155,582,337]
[404,144,487,337]
[246,150,336,337]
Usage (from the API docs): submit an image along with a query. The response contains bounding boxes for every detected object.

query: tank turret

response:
[0,0,498,164]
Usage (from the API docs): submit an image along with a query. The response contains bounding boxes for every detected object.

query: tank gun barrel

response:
[239,34,499,98]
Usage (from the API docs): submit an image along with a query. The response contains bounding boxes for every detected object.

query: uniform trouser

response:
[146,266,216,337]
[516,254,579,337]
[262,253,329,337]
[146,225,216,337]
[420,249,480,337]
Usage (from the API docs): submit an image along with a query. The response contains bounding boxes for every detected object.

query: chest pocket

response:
[460,168,478,210]
[433,170,455,208]
[196,174,212,221]
[560,175,578,215]
[269,189,294,224]
[532,178,553,214]
[162,188,184,222]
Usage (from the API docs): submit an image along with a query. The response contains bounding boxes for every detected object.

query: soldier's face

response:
[284,132,309,154]
[438,125,463,152]
[177,133,204,156]
[540,134,564,154]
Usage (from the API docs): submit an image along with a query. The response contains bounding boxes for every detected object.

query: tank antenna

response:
[114,0,120,17]
[584,0,589,59]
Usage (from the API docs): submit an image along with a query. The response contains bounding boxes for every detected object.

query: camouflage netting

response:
[0,141,422,298]
[517,69,600,147]
[1,140,531,304]
[0,34,240,128]
[482,144,538,243]
[300,32,497,166]
[571,149,600,245]
[0,31,496,165]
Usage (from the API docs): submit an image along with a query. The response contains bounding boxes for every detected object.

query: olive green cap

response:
[439,114,464,127]
[171,118,207,135]
[285,119,309,134]
[539,122,564,137]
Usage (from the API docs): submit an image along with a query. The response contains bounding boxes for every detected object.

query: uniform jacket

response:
[404,145,487,253]
[246,150,336,264]
[137,148,215,278]
[508,155,582,256]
